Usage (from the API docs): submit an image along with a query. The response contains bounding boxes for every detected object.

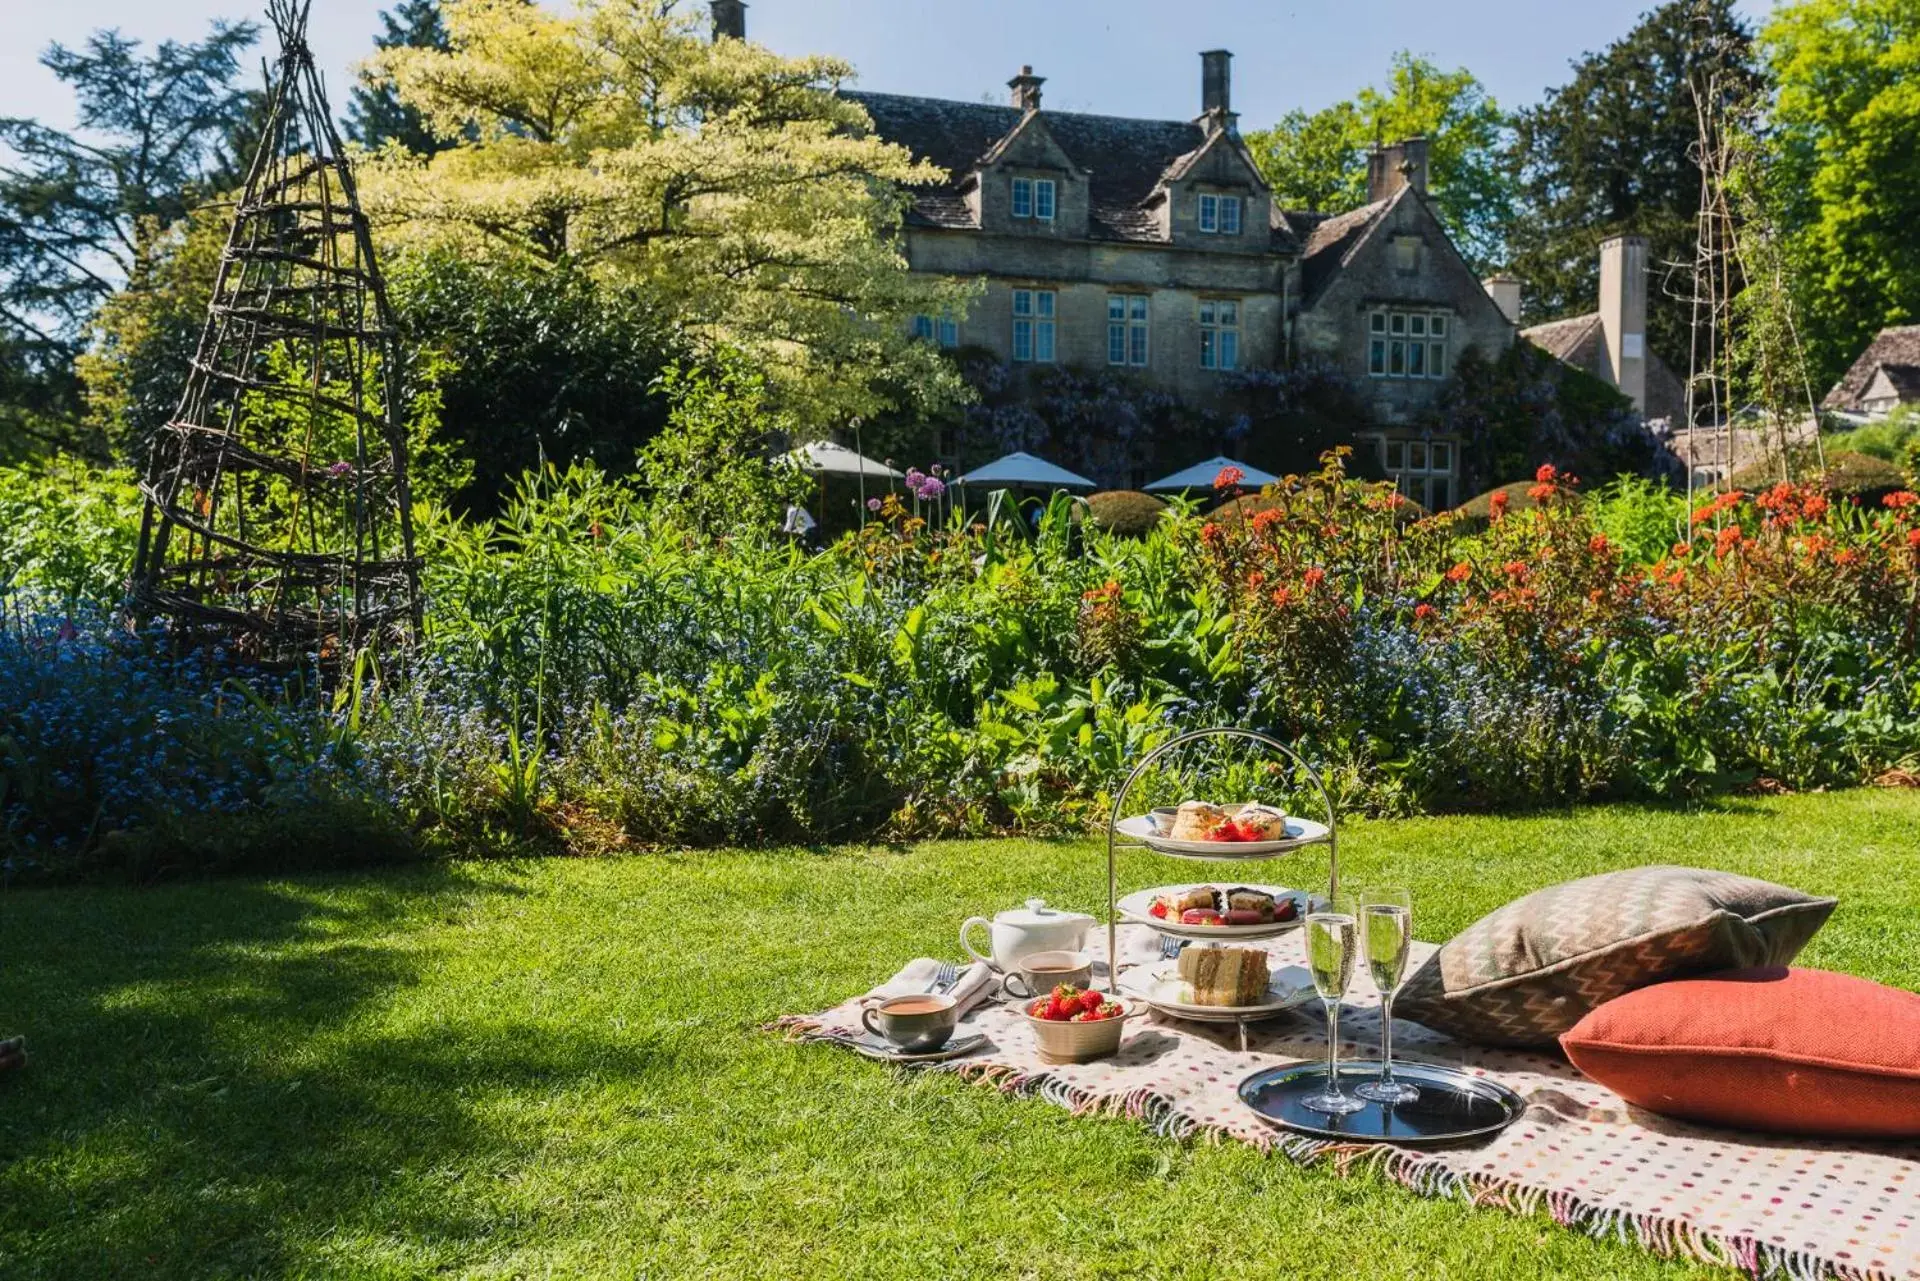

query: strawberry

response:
[1029,999,1051,1019]
[1095,1001,1124,1020]
[1210,819,1243,842]
[1044,994,1074,1021]
[1148,900,1168,919]
[1078,988,1105,1014]
[1070,1009,1100,1023]
[1052,983,1081,1004]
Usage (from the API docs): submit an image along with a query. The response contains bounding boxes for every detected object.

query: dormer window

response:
[1012,177,1056,222]
[1198,193,1242,235]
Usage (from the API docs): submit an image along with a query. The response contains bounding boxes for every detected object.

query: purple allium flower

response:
[866,497,882,511]
[327,461,353,479]
[915,476,946,501]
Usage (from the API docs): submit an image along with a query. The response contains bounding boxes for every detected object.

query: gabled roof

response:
[1826,325,1920,410]
[1290,198,1388,305]
[1867,363,1920,401]
[845,90,1297,250]
[1520,313,1604,365]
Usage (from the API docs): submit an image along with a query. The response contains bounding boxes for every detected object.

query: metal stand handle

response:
[1104,727,1339,996]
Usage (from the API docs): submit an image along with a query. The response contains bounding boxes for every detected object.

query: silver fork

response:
[930,960,959,993]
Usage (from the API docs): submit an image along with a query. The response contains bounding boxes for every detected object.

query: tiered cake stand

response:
[1105,727,1338,1050]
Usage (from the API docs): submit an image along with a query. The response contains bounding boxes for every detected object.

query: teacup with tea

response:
[861,992,959,1053]
[1000,949,1096,1000]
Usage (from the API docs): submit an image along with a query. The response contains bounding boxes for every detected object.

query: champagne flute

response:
[1356,887,1419,1105]
[1300,896,1364,1116]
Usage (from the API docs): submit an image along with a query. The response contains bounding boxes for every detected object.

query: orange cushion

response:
[1560,967,1920,1139]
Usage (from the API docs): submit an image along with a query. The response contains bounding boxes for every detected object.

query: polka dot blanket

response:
[775,929,1920,1281]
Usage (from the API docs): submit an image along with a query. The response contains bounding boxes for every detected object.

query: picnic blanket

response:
[775,929,1920,1281]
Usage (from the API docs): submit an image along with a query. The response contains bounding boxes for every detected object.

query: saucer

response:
[838,1032,990,1064]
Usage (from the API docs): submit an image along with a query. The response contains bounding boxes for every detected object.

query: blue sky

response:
[3,0,1775,134]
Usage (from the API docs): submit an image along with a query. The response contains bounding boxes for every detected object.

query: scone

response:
[1169,801,1230,841]
[1230,802,1289,840]
[1176,945,1271,1006]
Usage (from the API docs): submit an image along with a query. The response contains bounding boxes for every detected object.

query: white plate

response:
[1118,958,1319,1023]
[1114,883,1311,940]
[1112,813,1331,859]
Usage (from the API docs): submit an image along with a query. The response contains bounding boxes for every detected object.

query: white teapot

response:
[960,898,1094,972]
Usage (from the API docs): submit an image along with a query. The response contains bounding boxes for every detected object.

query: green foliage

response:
[0,18,261,428]
[1505,0,1762,360]
[0,462,140,611]
[345,0,456,156]
[1823,406,1920,477]
[637,355,810,544]
[1427,341,1641,492]
[389,249,686,515]
[1763,0,1920,389]
[1584,475,1688,564]
[1246,52,1514,271]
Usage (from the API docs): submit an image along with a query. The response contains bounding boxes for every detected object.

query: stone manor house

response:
[712,4,1657,507]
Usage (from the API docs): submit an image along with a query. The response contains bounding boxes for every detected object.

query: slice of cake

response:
[1224,887,1277,921]
[1176,946,1271,1006]
[1168,801,1230,841]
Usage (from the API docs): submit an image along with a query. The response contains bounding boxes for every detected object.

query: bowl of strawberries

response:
[1021,984,1135,1063]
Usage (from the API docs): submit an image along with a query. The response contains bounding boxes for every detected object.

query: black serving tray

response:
[1238,1059,1527,1145]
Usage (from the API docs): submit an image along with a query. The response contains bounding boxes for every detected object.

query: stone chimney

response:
[1598,234,1649,413]
[1483,273,1523,325]
[710,0,746,40]
[1200,50,1236,132]
[1366,137,1429,202]
[1008,65,1044,112]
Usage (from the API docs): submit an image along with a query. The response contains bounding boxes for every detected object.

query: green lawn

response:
[3,791,1918,1279]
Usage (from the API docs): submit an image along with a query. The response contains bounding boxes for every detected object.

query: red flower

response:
[1200,521,1224,546]
[1489,490,1511,518]
[1835,548,1860,566]
[1588,534,1611,554]
[1302,566,1327,590]
[1713,525,1742,558]
[1414,603,1437,621]
[1535,462,1558,484]
[1528,483,1554,502]
[1671,541,1692,557]
[1214,465,1245,492]
[1246,569,1266,588]
[1251,508,1283,533]
[1883,491,1918,510]
[1445,562,1472,584]
[1906,529,1920,550]
[1803,493,1829,520]
[1503,560,1529,580]
[1270,586,1293,607]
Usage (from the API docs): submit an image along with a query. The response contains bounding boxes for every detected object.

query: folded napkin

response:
[863,959,998,1020]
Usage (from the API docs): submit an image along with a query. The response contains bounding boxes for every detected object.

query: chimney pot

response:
[1367,137,1429,202]
[1008,65,1045,112]
[1201,50,1233,124]
[1483,273,1523,325]
[710,0,746,40]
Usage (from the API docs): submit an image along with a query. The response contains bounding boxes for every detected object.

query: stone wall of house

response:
[1290,194,1515,427]
[908,227,1286,403]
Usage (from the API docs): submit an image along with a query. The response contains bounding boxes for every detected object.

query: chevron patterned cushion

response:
[1396,866,1836,1048]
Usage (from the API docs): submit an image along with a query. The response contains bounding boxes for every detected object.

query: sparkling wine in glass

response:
[1356,888,1419,1105]
[1301,899,1364,1116]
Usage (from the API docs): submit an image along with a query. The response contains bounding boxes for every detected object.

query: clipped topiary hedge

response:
[1449,480,1575,533]
[1730,450,1907,508]
[1085,490,1169,536]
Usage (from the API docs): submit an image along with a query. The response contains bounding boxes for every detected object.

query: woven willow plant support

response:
[130,0,419,666]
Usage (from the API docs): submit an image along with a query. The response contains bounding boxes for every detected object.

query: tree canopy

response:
[357,0,974,431]
[1246,52,1514,274]
[1762,0,1920,388]
[0,20,259,456]
[1504,0,1762,364]
[346,0,458,157]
